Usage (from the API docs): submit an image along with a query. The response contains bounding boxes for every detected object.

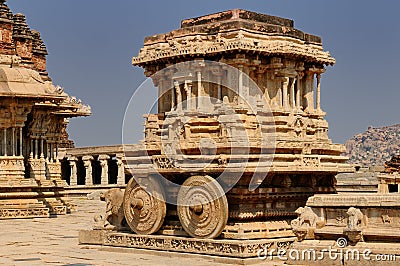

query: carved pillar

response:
[174,81,182,111]
[171,79,176,111]
[282,77,289,110]
[117,157,125,185]
[184,81,193,110]
[29,139,33,158]
[290,78,296,109]
[48,142,52,162]
[11,127,15,156]
[316,73,321,110]
[19,127,22,156]
[98,154,110,185]
[197,71,202,109]
[238,65,243,106]
[296,75,302,110]
[40,138,44,159]
[305,71,315,112]
[34,139,38,159]
[3,128,6,156]
[83,156,93,186]
[68,157,78,186]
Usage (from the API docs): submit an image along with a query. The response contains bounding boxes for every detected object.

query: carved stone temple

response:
[80,10,355,259]
[0,0,90,219]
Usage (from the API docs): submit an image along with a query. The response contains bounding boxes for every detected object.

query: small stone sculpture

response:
[93,188,125,230]
[346,207,363,230]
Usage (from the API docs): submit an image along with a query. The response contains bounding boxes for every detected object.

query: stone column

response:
[68,157,78,186]
[282,77,289,110]
[197,71,202,109]
[11,127,15,156]
[316,73,321,110]
[54,143,58,163]
[3,128,6,156]
[217,75,222,101]
[83,156,93,186]
[171,80,175,111]
[296,75,302,110]
[48,142,52,162]
[29,139,34,158]
[305,71,315,112]
[98,154,110,185]
[117,157,125,185]
[174,81,182,111]
[184,81,192,110]
[290,78,296,109]
[35,139,38,159]
[40,138,44,159]
[19,127,22,156]
[238,65,243,106]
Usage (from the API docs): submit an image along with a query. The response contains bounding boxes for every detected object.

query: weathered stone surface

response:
[79,229,296,259]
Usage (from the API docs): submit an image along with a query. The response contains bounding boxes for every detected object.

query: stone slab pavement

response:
[0,198,276,266]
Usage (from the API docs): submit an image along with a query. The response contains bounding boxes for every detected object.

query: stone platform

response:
[287,240,400,266]
[79,229,296,259]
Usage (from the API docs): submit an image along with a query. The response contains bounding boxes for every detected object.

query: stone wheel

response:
[177,175,228,239]
[123,176,166,235]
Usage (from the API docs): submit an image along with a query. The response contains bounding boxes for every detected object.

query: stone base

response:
[0,199,49,219]
[287,240,400,266]
[0,176,73,219]
[79,230,296,259]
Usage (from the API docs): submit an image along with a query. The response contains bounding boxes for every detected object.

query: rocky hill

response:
[344,124,400,167]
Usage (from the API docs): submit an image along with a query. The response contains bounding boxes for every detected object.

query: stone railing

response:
[59,145,131,187]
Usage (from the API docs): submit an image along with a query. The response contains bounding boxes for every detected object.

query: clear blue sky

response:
[8,0,400,147]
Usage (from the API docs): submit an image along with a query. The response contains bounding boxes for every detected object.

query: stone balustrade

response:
[59,145,130,187]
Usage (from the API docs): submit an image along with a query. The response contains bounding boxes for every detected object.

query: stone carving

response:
[346,207,364,230]
[152,156,176,169]
[343,207,364,244]
[291,206,324,241]
[94,188,125,230]
[80,230,296,258]
[123,177,166,235]
[82,9,355,260]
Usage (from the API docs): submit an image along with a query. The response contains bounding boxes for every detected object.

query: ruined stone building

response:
[0,0,90,219]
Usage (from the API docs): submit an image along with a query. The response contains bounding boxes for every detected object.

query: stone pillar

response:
[54,143,58,163]
[35,139,38,159]
[48,142,52,162]
[98,154,110,185]
[83,156,93,186]
[217,75,222,101]
[30,139,34,159]
[296,76,301,110]
[316,73,321,110]
[184,81,192,110]
[197,71,202,109]
[290,78,296,109]
[282,77,289,110]
[305,71,315,112]
[174,81,182,111]
[3,128,7,156]
[68,157,78,186]
[117,157,125,185]
[40,138,44,159]
[19,127,22,156]
[11,127,15,156]
[238,65,243,106]
[171,80,176,111]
